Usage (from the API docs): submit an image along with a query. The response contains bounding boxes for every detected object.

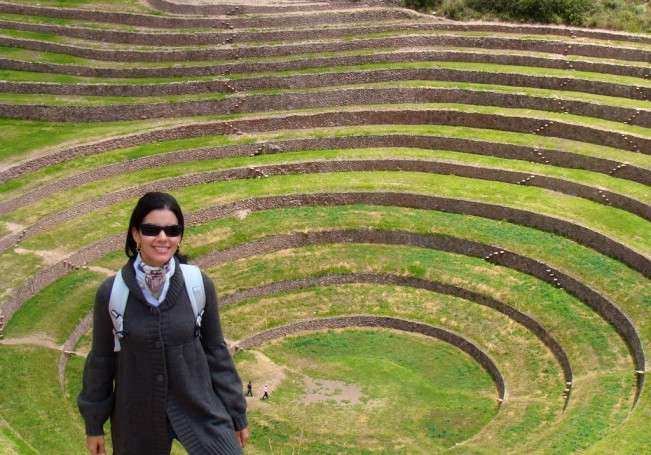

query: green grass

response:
[251,125,650,166]
[5,0,152,13]
[0,132,242,195]
[0,12,189,31]
[8,233,625,394]
[183,204,648,330]
[230,61,651,89]
[0,100,647,142]
[2,125,648,201]
[0,6,648,452]
[495,401,558,448]
[1,30,649,87]
[3,205,645,452]
[0,117,193,163]
[584,380,651,453]
[12,203,637,356]
[9,170,650,257]
[1,67,650,112]
[239,329,499,452]
[456,371,633,452]
[0,78,648,116]
[0,90,228,106]
[337,79,651,109]
[353,29,651,51]
[5,146,651,227]
[64,354,115,454]
[2,268,103,343]
[206,102,651,138]
[0,173,649,330]
[3,25,651,52]
[0,66,214,84]
[519,371,634,452]
[6,204,647,367]
[0,43,90,65]
[0,97,646,176]
[0,42,647,72]
[209,243,627,370]
[8,238,617,388]
[13,101,639,141]
[0,416,38,454]
[0,345,87,454]
[0,28,63,43]
[0,248,43,302]
[221,283,562,396]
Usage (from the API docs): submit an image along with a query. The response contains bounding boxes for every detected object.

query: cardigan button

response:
[156,374,164,382]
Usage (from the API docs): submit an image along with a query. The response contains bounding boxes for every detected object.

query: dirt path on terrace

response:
[242,350,287,411]
[0,334,61,351]
[15,247,69,265]
[242,349,365,410]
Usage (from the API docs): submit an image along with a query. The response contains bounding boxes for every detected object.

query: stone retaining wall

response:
[235,315,507,399]
[2,67,647,101]
[200,228,646,390]
[0,160,647,255]
[0,3,413,28]
[2,137,647,216]
[146,0,373,15]
[0,20,436,47]
[2,136,647,215]
[1,50,644,80]
[0,21,543,47]
[0,112,646,169]
[187,194,649,277]
[5,192,647,320]
[0,233,121,323]
[230,69,650,101]
[0,2,647,45]
[58,311,92,386]
[0,87,646,127]
[221,272,572,384]
[3,202,642,401]
[1,110,648,183]
[0,34,647,63]
[3,19,649,47]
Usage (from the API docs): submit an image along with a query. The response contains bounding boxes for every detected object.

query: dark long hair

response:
[125,192,187,263]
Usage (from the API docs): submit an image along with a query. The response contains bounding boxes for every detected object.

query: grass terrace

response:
[0,0,648,453]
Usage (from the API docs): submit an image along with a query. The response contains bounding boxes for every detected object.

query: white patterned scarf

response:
[133,254,175,307]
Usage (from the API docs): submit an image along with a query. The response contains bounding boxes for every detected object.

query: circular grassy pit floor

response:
[234,328,499,454]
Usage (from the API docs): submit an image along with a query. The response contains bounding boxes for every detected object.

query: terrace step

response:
[1,19,649,47]
[0,2,417,29]
[0,33,648,62]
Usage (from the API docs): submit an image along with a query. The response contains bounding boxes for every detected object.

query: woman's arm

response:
[200,273,248,432]
[77,277,117,436]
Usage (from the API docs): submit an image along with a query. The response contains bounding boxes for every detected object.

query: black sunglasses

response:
[139,223,183,237]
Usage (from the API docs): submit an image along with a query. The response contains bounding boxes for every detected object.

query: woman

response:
[78,192,249,455]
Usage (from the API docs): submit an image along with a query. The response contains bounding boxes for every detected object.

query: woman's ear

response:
[131,227,141,248]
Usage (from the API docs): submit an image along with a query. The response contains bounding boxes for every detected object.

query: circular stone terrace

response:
[0,0,648,453]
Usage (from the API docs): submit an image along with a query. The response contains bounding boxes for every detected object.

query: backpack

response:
[108,263,205,352]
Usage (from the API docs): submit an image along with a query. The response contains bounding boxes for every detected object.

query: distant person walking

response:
[262,384,270,400]
[246,381,254,397]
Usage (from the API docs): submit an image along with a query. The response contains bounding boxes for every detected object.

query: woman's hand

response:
[235,427,250,448]
[86,435,106,455]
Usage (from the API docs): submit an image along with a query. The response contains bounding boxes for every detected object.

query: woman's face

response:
[132,208,182,267]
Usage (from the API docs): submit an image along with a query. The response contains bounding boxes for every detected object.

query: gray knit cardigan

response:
[77,259,248,454]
